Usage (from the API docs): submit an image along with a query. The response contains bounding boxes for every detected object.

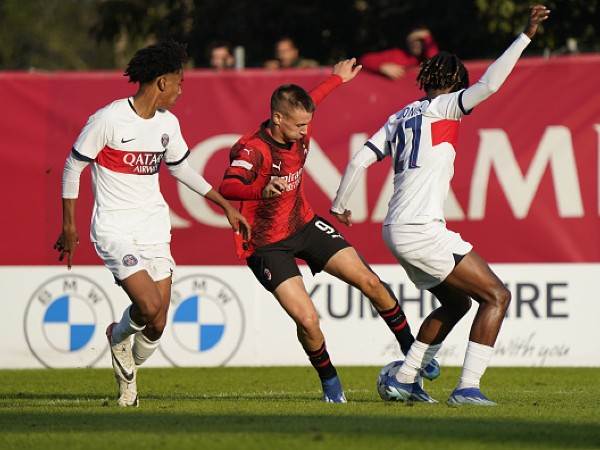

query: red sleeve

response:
[309,74,343,106]
[423,35,439,59]
[360,49,412,72]
[219,144,265,200]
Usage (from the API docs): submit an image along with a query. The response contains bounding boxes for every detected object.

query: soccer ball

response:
[376,360,404,401]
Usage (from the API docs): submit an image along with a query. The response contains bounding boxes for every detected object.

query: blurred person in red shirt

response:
[361,27,439,80]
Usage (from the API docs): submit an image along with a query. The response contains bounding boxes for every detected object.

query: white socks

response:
[111,306,146,344]
[396,340,442,383]
[132,332,160,366]
[456,341,494,390]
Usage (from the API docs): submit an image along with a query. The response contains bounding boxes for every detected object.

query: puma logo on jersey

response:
[272,161,282,171]
[242,148,252,155]
[121,137,136,143]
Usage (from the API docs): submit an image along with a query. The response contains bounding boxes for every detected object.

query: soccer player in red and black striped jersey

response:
[220,58,439,403]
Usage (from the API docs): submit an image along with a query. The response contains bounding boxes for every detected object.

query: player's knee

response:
[357,272,382,298]
[487,285,511,311]
[137,294,162,323]
[296,311,320,334]
[456,297,472,318]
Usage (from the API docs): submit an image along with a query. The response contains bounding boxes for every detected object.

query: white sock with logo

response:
[396,340,442,384]
[456,341,494,390]
[133,332,160,366]
[111,305,145,344]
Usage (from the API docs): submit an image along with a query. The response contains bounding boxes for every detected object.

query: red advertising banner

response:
[2,55,600,265]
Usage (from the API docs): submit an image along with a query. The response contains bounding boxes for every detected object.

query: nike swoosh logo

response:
[110,346,135,381]
[121,137,136,143]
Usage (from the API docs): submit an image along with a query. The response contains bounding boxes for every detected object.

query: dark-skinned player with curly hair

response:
[55,40,250,407]
[331,6,550,405]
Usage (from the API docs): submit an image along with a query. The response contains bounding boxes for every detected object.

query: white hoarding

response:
[1,264,597,369]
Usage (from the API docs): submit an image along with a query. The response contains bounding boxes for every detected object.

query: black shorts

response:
[247,215,351,292]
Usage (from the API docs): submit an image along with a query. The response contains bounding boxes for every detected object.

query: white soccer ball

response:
[376,360,404,401]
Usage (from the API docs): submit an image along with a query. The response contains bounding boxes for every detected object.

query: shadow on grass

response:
[0,392,334,402]
[0,412,599,448]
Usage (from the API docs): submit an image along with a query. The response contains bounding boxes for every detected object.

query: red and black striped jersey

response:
[220,75,343,258]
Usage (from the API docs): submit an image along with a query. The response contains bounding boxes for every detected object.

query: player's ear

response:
[272,111,283,126]
[157,76,167,92]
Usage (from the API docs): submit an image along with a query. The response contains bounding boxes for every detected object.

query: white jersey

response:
[366,90,471,225]
[72,98,189,244]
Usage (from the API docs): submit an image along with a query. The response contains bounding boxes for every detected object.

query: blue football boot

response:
[384,376,437,403]
[321,375,347,403]
[447,387,497,406]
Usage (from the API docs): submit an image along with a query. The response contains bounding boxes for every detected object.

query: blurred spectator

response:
[360,28,439,80]
[264,37,319,69]
[207,41,235,70]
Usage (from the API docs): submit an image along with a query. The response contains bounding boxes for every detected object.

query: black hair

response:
[417,51,469,92]
[276,36,297,48]
[207,40,233,56]
[124,40,188,84]
[270,84,315,114]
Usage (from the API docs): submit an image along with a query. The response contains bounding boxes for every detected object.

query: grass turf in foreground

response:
[0,367,599,450]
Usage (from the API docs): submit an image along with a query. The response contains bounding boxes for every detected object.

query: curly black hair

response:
[417,51,469,92]
[124,40,188,84]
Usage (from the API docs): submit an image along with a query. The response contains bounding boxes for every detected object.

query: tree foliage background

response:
[0,0,598,70]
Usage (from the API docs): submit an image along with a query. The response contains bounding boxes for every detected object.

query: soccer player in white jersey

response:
[54,41,250,407]
[331,6,549,405]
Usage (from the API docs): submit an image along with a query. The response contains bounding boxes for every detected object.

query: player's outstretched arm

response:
[167,160,251,239]
[309,58,362,106]
[330,145,379,226]
[204,189,251,241]
[461,4,549,111]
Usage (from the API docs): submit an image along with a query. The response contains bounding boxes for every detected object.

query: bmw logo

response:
[24,274,114,368]
[160,274,245,366]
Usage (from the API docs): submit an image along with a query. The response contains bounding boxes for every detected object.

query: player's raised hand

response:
[54,227,79,269]
[330,209,353,227]
[262,177,288,198]
[524,5,550,39]
[332,58,362,83]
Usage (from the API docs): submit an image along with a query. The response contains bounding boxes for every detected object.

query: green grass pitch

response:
[1,367,599,450]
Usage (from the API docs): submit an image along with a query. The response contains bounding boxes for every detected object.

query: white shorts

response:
[94,240,175,283]
[382,221,472,290]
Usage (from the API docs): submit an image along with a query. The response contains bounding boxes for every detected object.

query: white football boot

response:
[106,323,139,407]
